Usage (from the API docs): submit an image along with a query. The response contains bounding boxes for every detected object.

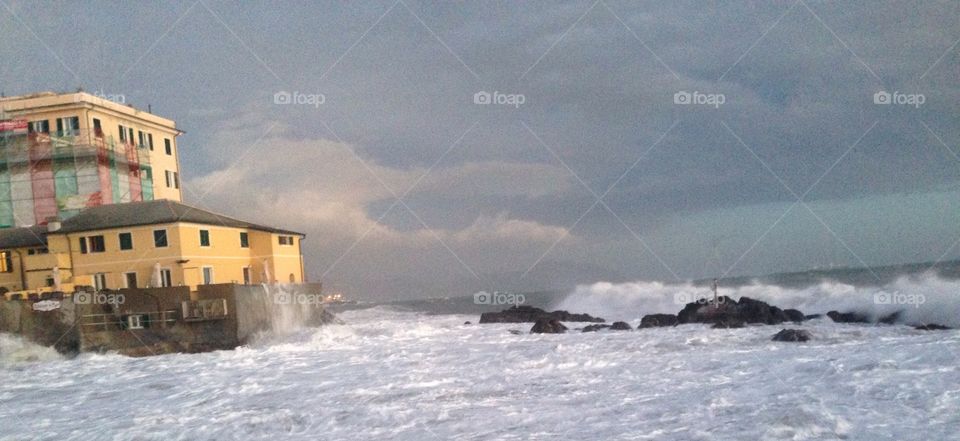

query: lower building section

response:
[0,283,334,357]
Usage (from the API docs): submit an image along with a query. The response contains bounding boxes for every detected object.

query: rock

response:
[826,311,870,324]
[530,319,567,334]
[783,309,805,323]
[609,321,632,331]
[914,324,952,331]
[463,321,471,325]
[772,329,811,342]
[582,324,610,333]
[676,296,798,326]
[711,319,744,329]
[804,314,822,320]
[878,310,903,325]
[639,314,678,328]
[479,305,604,324]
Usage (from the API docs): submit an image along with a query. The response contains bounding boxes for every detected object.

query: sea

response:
[1,262,959,440]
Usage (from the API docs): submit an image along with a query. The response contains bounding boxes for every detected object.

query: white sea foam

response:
[557,272,960,326]
[0,298,958,439]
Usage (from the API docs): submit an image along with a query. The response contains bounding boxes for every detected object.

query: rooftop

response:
[0,90,178,132]
[0,199,303,249]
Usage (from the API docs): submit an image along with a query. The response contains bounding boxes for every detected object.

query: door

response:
[160,269,172,287]
[124,272,138,288]
[242,267,251,285]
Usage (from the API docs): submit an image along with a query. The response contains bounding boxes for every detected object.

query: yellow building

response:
[0,199,306,294]
[0,91,183,226]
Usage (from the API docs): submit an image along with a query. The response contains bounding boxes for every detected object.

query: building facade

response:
[0,91,183,227]
[0,199,305,294]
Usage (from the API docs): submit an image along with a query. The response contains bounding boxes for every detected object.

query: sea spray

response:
[557,272,960,326]
[234,284,337,342]
[0,333,63,367]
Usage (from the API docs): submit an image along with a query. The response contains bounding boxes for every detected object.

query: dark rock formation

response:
[804,314,823,320]
[711,320,745,329]
[677,296,799,326]
[609,321,632,331]
[878,311,903,325]
[463,321,471,325]
[582,324,610,333]
[783,309,806,323]
[530,318,567,334]
[639,314,678,328]
[479,305,604,324]
[772,329,811,342]
[914,324,952,331]
[826,311,870,324]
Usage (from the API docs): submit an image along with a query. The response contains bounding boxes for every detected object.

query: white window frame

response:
[127,315,144,330]
[202,266,214,285]
[199,229,211,247]
[93,273,107,291]
[160,268,173,288]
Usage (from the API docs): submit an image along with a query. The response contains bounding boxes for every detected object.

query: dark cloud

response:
[1,0,957,300]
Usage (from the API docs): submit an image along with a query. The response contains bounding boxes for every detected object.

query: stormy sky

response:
[1,1,958,300]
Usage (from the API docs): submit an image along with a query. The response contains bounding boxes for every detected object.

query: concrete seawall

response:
[0,283,332,357]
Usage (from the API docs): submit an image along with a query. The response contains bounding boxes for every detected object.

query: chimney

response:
[46,216,61,232]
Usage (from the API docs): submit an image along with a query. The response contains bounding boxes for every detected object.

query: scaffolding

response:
[0,125,153,227]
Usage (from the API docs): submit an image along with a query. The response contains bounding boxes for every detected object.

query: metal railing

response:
[80,309,178,332]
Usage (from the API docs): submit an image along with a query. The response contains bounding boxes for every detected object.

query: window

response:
[80,235,105,254]
[165,170,179,189]
[56,117,80,136]
[164,138,172,155]
[240,232,249,248]
[199,229,210,247]
[93,118,102,137]
[93,273,107,291]
[119,125,126,142]
[28,120,50,133]
[128,128,134,144]
[124,272,138,288]
[138,130,145,147]
[127,315,144,330]
[202,267,214,285]
[147,133,154,150]
[278,235,294,246]
[118,232,133,250]
[242,267,251,285]
[160,269,172,287]
[153,229,168,247]
[0,251,12,273]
